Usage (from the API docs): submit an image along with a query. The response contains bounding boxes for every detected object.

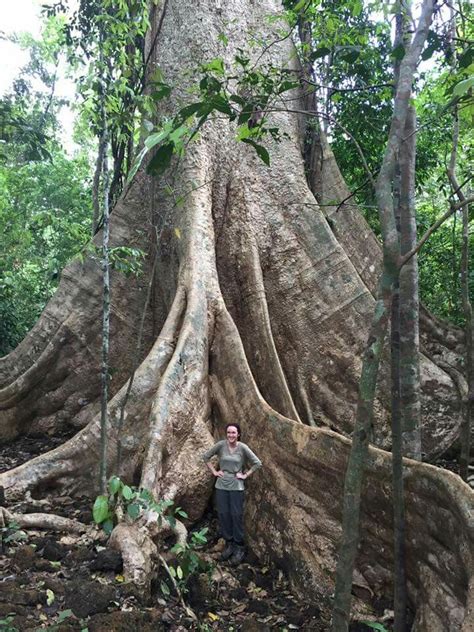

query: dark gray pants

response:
[215,489,245,545]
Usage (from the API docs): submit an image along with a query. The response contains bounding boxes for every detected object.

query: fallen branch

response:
[0,507,87,534]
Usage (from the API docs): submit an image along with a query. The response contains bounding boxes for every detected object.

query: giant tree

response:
[0,1,472,629]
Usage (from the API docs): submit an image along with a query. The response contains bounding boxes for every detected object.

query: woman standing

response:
[203,423,262,565]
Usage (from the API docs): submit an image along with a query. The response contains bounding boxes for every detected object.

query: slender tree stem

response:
[98,36,111,496]
[331,3,435,628]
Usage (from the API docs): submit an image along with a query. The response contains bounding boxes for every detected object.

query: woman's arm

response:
[236,444,262,479]
[202,441,224,478]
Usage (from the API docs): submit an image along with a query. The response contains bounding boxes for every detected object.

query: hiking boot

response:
[220,541,234,561]
[229,544,245,566]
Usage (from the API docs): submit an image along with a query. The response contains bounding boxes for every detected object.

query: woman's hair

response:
[225,423,241,439]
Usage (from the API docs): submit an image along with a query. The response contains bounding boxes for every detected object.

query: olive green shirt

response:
[202,440,262,491]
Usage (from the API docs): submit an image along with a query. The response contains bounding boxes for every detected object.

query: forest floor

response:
[1,435,390,632]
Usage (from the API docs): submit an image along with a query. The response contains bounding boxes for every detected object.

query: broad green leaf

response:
[109,476,121,495]
[145,129,170,150]
[46,588,55,606]
[122,484,134,500]
[391,43,405,61]
[92,495,110,524]
[169,125,188,144]
[242,139,270,166]
[453,77,474,98]
[361,622,388,632]
[58,610,73,623]
[160,580,170,596]
[209,95,233,116]
[203,57,225,75]
[236,123,254,141]
[126,146,148,185]
[150,82,172,101]
[127,502,140,520]
[177,102,204,122]
[176,566,183,580]
[102,519,114,535]
[458,48,474,69]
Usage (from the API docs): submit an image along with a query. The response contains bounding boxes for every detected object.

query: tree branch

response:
[401,194,474,266]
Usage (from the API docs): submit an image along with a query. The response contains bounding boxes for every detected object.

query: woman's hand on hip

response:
[215,470,224,478]
[236,472,247,480]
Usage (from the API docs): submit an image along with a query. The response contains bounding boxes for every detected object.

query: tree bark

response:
[0,0,472,627]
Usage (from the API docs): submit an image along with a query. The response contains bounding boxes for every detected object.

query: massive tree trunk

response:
[0,0,472,628]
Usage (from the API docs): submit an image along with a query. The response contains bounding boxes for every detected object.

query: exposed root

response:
[0,507,87,534]
[0,286,186,499]
[109,522,157,591]
[210,305,474,630]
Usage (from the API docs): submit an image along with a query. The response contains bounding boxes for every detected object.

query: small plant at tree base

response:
[0,614,19,632]
[361,622,389,632]
[160,527,212,597]
[92,476,188,534]
[0,520,28,552]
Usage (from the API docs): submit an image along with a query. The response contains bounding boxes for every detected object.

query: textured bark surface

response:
[0,0,472,628]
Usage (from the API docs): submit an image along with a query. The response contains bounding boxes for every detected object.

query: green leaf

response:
[46,588,55,606]
[294,0,307,12]
[144,128,170,150]
[458,48,474,69]
[361,622,388,632]
[150,82,172,101]
[147,142,175,176]
[169,566,176,578]
[391,43,405,61]
[93,495,110,524]
[177,102,205,121]
[121,485,134,500]
[242,139,270,166]
[127,502,140,520]
[453,77,474,98]
[176,565,183,580]
[102,519,114,535]
[58,610,73,623]
[160,580,170,596]
[236,123,254,140]
[203,57,225,75]
[229,94,246,106]
[209,95,233,116]
[109,476,121,495]
[126,146,148,185]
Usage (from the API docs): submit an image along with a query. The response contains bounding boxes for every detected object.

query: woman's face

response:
[226,426,239,444]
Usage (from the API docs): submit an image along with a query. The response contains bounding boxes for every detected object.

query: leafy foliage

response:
[162,527,212,596]
[44,0,152,201]
[92,476,188,534]
[0,150,92,354]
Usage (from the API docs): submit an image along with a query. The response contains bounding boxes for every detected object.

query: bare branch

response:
[401,194,474,266]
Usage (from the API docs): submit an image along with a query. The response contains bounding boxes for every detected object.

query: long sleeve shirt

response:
[202,440,262,491]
